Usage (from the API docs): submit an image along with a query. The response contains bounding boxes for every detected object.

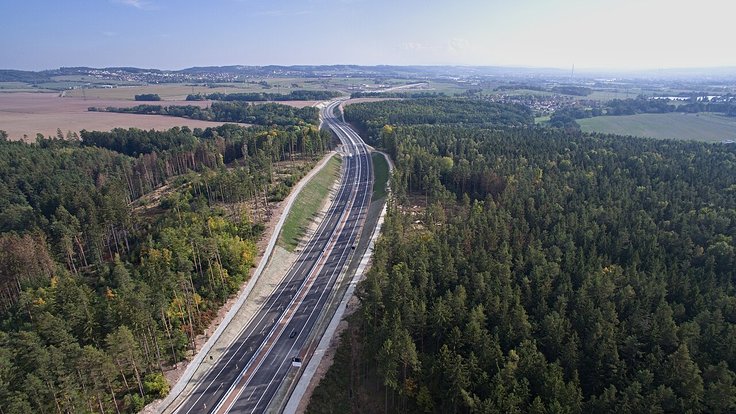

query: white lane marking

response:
[221,167,362,413]
[243,103,375,413]
[217,109,367,413]
[178,105,357,414]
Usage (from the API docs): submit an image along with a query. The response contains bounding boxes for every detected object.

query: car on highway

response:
[291,357,302,367]
[289,330,297,339]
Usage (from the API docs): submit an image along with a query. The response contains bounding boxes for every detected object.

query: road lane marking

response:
[216,159,362,414]
[214,121,366,413]
[178,99,375,414]
[176,126,356,414]
[242,106,375,413]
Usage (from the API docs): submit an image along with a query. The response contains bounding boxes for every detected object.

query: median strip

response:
[214,157,362,414]
[279,156,343,252]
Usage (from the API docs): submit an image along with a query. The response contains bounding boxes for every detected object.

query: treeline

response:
[549,107,600,128]
[309,99,736,413]
[494,83,547,92]
[552,98,673,123]
[493,84,592,96]
[134,94,161,101]
[81,126,198,156]
[549,98,676,128]
[0,122,331,413]
[551,85,593,96]
[344,98,533,140]
[0,69,52,83]
[185,90,341,102]
[80,124,330,168]
[606,98,674,115]
[92,101,320,126]
[676,101,736,116]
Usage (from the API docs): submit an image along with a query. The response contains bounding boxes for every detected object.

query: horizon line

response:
[2,64,736,74]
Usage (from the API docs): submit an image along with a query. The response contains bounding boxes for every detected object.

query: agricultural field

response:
[0,75,468,102]
[578,112,736,142]
[62,83,261,100]
[0,92,244,140]
[1,77,342,100]
[494,88,556,97]
[262,77,354,92]
[0,75,143,93]
[0,82,48,92]
[585,89,642,101]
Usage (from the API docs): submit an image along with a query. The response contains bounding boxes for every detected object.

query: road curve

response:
[172,99,373,414]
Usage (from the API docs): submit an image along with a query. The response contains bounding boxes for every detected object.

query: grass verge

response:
[278,155,342,252]
[371,152,389,200]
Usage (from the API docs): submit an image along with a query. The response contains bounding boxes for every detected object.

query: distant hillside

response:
[2,65,736,85]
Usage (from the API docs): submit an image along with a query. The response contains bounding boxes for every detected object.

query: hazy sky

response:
[2,0,734,71]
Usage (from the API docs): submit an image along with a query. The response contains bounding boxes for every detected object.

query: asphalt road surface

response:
[172,99,373,414]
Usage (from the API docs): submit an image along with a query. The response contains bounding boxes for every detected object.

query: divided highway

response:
[171,99,373,414]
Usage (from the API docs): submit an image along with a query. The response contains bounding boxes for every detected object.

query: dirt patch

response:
[0,93,245,141]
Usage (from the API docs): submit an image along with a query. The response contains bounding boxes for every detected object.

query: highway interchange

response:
[172,99,374,414]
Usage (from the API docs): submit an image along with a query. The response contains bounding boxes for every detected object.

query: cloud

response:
[401,42,429,51]
[448,38,470,53]
[113,0,155,10]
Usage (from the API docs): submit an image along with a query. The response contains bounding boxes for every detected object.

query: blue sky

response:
[1,0,734,71]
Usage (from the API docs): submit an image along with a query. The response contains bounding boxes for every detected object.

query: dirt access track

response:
[0,93,317,141]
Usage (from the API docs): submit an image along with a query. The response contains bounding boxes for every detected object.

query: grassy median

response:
[278,155,342,252]
[371,152,389,200]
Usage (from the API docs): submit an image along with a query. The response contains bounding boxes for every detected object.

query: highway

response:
[172,99,373,414]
